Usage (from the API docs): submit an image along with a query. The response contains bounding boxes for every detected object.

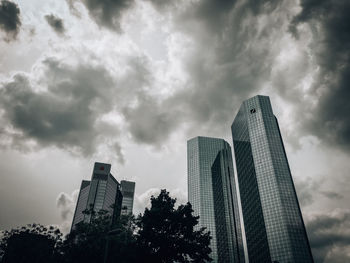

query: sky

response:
[0,0,349,262]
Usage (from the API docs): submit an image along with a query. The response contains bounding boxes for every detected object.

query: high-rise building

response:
[231,95,313,263]
[120,180,136,215]
[187,136,245,263]
[71,180,91,230]
[71,162,123,231]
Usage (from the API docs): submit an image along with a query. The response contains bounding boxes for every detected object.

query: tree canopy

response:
[0,224,62,263]
[136,189,212,263]
[0,189,211,263]
[60,208,137,263]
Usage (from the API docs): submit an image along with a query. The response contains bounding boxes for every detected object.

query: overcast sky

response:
[0,0,349,262]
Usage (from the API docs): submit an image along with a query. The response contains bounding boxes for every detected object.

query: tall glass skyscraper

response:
[120,180,136,215]
[71,180,91,230]
[231,95,313,263]
[71,162,123,231]
[187,136,245,263]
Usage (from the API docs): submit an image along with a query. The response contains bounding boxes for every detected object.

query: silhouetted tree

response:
[0,224,62,263]
[59,207,137,263]
[136,189,212,263]
[105,214,139,263]
[0,190,211,263]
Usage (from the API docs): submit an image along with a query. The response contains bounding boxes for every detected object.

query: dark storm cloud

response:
[67,0,134,32]
[294,177,321,206]
[122,93,180,145]
[321,191,343,200]
[57,0,350,155]
[0,58,121,158]
[63,0,293,147]
[185,0,237,33]
[158,0,349,156]
[0,0,21,41]
[294,176,344,207]
[307,211,350,262]
[44,14,65,35]
[144,0,176,11]
[153,0,286,139]
[184,0,280,32]
[0,52,163,160]
[118,56,180,145]
[241,0,281,15]
[120,0,292,144]
[290,0,350,152]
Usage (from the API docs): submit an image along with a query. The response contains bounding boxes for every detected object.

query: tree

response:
[104,214,139,263]
[0,190,211,263]
[136,189,212,263]
[59,207,138,263]
[60,190,211,263]
[0,224,62,263]
[59,208,110,263]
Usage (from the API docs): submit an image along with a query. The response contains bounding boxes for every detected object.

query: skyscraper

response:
[231,95,313,263]
[71,180,91,230]
[71,162,123,231]
[187,136,245,263]
[120,180,136,216]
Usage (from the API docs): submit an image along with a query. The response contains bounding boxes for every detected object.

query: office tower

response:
[120,180,136,215]
[71,162,123,231]
[231,95,313,263]
[187,137,245,263]
[71,180,91,230]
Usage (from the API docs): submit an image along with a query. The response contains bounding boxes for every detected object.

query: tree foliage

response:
[0,224,62,263]
[59,207,137,263]
[136,189,212,263]
[0,189,211,263]
[59,208,112,263]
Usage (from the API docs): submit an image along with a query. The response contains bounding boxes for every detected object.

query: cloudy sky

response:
[0,0,349,261]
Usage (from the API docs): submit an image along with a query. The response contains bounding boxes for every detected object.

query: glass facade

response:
[231,95,314,263]
[71,180,90,231]
[120,180,136,215]
[188,136,245,263]
[71,162,123,231]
